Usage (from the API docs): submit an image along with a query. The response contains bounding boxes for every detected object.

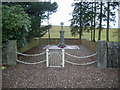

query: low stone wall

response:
[2,47,7,65]
[2,40,17,65]
[20,38,95,52]
[80,40,119,68]
[81,39,97,53]
[107,42,120,68]
[97,40,120,68]
[42,39,96,53]
[40,38,81,45]
[2,39,119,68]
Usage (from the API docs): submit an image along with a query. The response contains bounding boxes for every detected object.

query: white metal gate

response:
[49,50,62,67]
[46,49,65,67]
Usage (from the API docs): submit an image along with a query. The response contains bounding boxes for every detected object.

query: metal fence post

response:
[62,49,65,67]
[46,49,49,67]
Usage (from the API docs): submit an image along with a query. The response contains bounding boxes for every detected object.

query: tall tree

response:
[79,2,83,39]
[98,2,103,40]
[30,2,57,38]
[71,1,119,41]
[2,5,31,48]
[45,0,58,40]
[93,2,97,41]
[70,2,92,39]
[2,2,58,40]
[70,2,83,39]
[97,2,118,41]
[20,2,58,39]
[106,2,119,42]
[106,2,110,42]
[90,2,94,41]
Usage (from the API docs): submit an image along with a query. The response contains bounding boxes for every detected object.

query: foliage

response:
[70,25,79,37]
[35,25,52,37]
[70,2,93,39]
[70,1,119,41]
[26,2,58,39]
[12,2,58,40]
[2,5,31,48]
[42,26,118,42]
[2,2,58,48]
[27,25,52,39]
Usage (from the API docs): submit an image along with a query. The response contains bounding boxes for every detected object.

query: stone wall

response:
[2,39,119,68]
[107,42,120,68]
[20,38,96,53]
[40,38,81,45]
[2,40,17,65]
[81,39,97,53]
[2,47,7,65]
[97,41,107,68]
[97,40,120,68]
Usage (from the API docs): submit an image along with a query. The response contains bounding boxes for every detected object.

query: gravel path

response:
[2,45,119,88]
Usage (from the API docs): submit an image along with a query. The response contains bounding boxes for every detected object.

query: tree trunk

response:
[106,2,110,42]
[93,2,96,42]
[79,28,82,39]
[98,2,103,40]
[91,2,94,41]
[47,11,51,40]
[79,2,82,40]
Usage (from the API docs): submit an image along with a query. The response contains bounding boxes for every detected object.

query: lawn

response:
[20,26,118,52]
[42,26,119,42]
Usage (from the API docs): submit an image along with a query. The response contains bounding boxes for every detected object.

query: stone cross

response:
[58,22,66,48]
[60,22,64,29]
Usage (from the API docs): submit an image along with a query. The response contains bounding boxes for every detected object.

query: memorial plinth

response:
[43,45,79,50]
[43,22,80,68]
[44,45,79,67]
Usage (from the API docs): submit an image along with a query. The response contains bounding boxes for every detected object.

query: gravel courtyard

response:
[2,45,119,88]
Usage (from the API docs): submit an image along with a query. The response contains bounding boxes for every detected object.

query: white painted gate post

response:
[62,49,65,67]
[46,49,49,67]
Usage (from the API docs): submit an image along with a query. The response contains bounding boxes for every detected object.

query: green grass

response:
[20,26,118,52]
[42,26,74,38]
[42,26,119,42]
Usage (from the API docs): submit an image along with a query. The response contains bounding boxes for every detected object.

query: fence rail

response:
[16,60,46,65]
[65,52,97,59]
[17,52,45,56]
[65,60,96,66]
[3,40,119,68]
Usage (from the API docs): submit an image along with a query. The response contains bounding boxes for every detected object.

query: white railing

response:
[65,60,96,66]
[65,52,97,66]
[16,51,46,65]
[17,52,45,56]
[16,51,97,66]
[16,60,46,65]
[65,52,97,59]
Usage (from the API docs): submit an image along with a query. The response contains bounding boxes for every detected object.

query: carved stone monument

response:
[58,22,66,48]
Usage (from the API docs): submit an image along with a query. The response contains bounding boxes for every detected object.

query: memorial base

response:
[58,43,66,48]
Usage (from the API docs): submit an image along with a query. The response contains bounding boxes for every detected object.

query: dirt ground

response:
[2,45,119,88]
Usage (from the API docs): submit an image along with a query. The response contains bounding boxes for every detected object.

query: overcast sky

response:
[41,0,74,26]
[41,0,118,28]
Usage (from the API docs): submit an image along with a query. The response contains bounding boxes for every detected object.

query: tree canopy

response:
[70,1,119,41]
[2,2,58,48]
[2,5,31,48]
[25,2,58,39]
